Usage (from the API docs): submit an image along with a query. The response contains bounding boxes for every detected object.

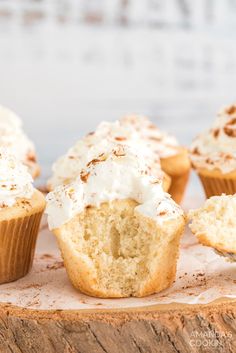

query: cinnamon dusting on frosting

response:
[80,170,90,183]
[46,146,183,230]
[224,118,236,138]
[0,105,37,172]
[0,149,34,208]
[47,115,180,190]
[225,105,236,115]
[190,104,236,173]
[113,146,126,157]
[86,153,107,167]
[213,129,220,138]
[114,136,127,141]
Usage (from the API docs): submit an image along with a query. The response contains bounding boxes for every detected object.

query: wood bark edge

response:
[0,299,236,353]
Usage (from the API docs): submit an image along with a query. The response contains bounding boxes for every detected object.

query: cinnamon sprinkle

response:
[149,136,161,142]
[192,147,200,155]
[224,126,236,137]
[86,153,106,167]
[87,158,103,167]
[80,170,90,183]
[213,129,220,138]
[228,118,236,125]
[225,105,236,115]
[148,123,157,130]
[113,148,125,157]
[158,211,167,216]
[114,136,127,141]
[27,153,36,163]
[223,117,236,137]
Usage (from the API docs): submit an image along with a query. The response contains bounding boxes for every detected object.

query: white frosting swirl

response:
[46,145,183,230]
[0,105,22,130]
[120,115,179,157]
[48,115,180,190]
[0,106,36,165]
[0,149,34,208]
[190,105,236,173]
[48,119,165,190]
[0,126,35,163]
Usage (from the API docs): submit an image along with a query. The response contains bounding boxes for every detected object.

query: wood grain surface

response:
[0,299,236,353]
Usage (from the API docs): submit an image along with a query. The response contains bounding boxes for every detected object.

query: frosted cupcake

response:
[0,150,45,284]
[190,104,236,198]
[47,120,171,192]
[120,115,191,203]
[0,106,40,179]
[46,145,185,298]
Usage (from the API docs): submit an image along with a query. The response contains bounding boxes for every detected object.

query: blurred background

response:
[0,0,236,189]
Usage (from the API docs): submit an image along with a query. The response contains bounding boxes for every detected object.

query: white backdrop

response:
[0,0,236,190]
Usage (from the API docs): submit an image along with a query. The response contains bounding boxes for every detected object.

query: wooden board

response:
[0,299,236,352]
[0,216,236,353]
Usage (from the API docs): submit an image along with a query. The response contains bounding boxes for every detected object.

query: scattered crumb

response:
[46,261,64,270]
[40,254,54,260]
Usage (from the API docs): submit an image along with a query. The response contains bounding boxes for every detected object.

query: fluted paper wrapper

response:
[198,173,236,198]
[169,170,190,204]
[0,211,43,284]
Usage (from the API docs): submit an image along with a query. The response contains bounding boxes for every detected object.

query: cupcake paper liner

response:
[168,170,190,204]
[0,211,43,284]
[198,173,236,198]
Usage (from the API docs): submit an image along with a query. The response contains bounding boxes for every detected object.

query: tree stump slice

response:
[0,216,236,353]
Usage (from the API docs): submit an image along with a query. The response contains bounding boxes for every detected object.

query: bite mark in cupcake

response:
[46,146,185,298]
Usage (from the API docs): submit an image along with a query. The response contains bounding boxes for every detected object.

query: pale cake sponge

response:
[54,199,185,298]
[46,145,185,298]
[188,194,236,255]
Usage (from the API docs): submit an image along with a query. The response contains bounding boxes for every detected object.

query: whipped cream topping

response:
[48,119,165,190]
[0,105,22,130]
[120,115,179,158]
[0,149,34,208]
[190,104,236,173]
[0,126,35,164]
[48,115,181,190]
[0,106,36,167]
[46,145,183,230]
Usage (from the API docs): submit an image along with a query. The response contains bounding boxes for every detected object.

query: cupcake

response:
[120,115,191,204]
[190,104,236,198]
[47,120,171,192]
[46,145,185,298]
[188,194,236,261]
[0,105,40,179]
[0,150,45,284]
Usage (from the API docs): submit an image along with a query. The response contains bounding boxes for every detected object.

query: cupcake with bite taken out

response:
[190,104,236,198]
[0,149,45,284]
[46,145,185,298]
